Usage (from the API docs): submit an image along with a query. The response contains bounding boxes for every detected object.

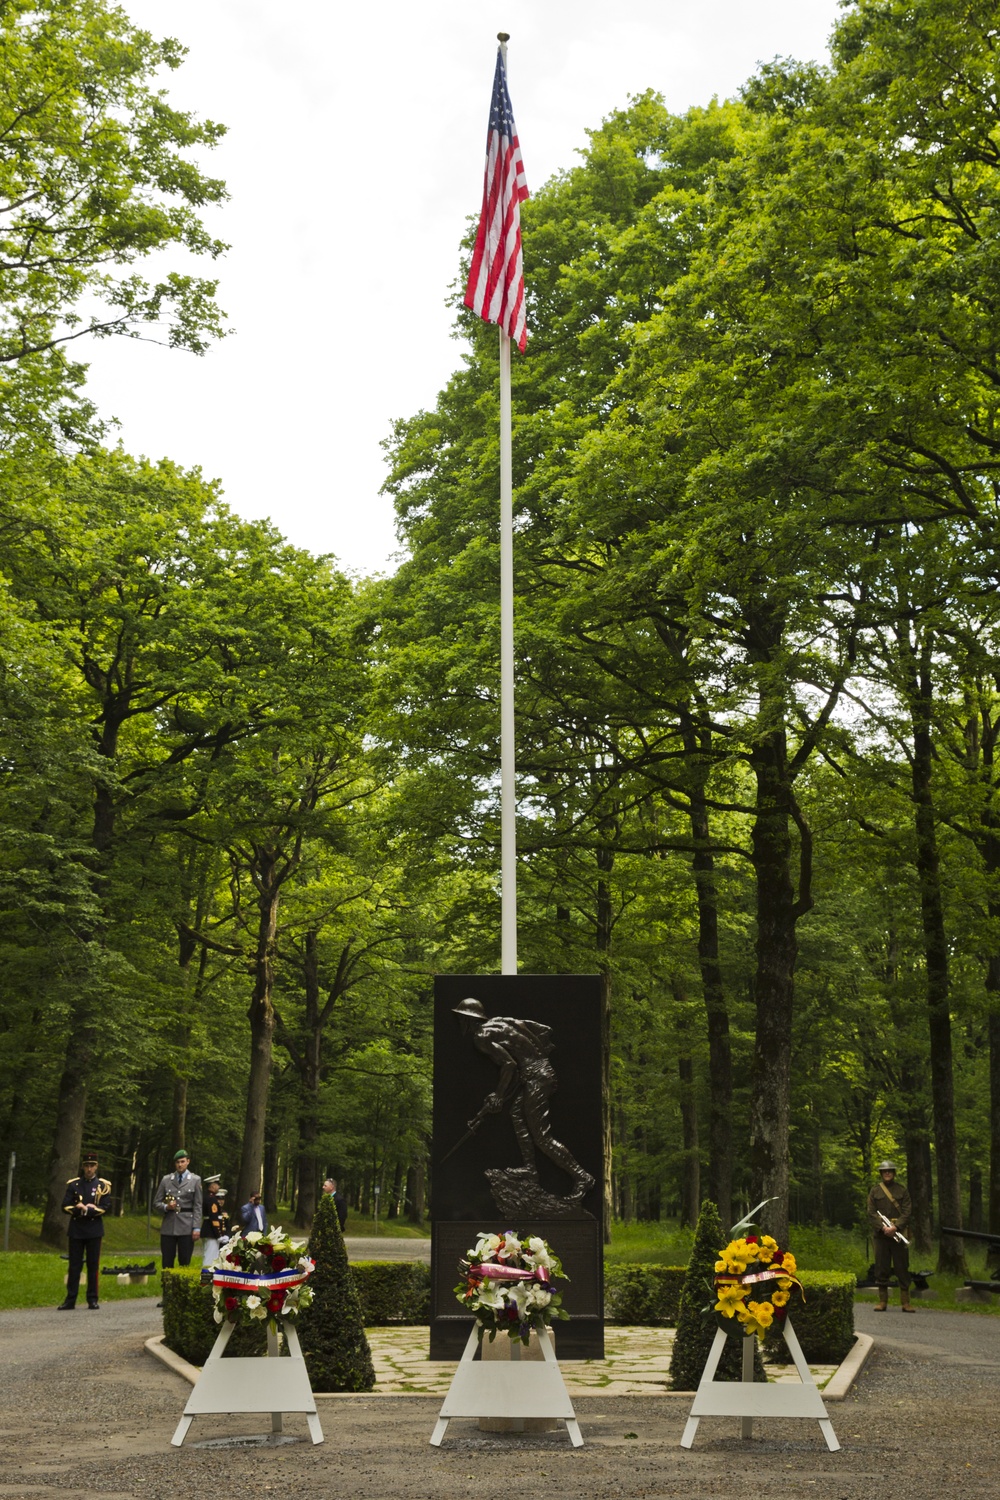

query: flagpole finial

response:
[497,32,510,42]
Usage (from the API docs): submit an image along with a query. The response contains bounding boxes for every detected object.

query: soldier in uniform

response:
[866,1158,915,1312]
[57,1150,111,1310]
[153,1149,203,1268]
[452,997,595,1202]
[200,1176,229,1264]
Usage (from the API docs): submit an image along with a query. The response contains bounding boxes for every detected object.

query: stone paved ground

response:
[366,1324,837,1395]
[1,1300,998,1500]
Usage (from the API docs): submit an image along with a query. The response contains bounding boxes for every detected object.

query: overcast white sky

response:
[81,1,844,577]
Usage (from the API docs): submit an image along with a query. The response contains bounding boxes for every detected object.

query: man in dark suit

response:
[323,1177,348,1231]
[57,1150,111,1310]
[240,1192,269,1235]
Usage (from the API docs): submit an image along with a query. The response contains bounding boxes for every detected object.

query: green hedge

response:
[764,1270,857,1365]
[350,1261,430,1324]
[605,1264,687,1325]
[164,1260,854,1368]
[162,1269,269,1365]
[161,1260,431,1366]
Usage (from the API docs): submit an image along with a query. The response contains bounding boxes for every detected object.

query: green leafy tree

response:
[0,0,227,444]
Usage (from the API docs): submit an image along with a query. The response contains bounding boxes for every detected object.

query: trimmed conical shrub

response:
[668,1198,766,1390]
[297,1192,375,1392]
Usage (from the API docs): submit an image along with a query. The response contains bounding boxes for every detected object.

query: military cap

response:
[81,1151,99,1165]
[173,1148,190,1161]
[452,997,486,1019]
[877,1159,897,1173]
[203,1173,221,1184]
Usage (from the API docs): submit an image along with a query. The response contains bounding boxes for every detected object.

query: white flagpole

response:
[498,32,516,976]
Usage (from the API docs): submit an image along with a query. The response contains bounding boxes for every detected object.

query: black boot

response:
[87,1301,100,1310]
[56,1300,76,1310]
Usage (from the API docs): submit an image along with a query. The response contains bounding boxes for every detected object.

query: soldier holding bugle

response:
[867,1158,915,1313]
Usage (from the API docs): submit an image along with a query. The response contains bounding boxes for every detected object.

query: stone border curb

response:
[822,1333,873,1401]
[145,1329,873,1402]
[145,1334,198,1385]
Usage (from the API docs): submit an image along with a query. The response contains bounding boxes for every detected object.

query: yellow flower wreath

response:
[712,1234,803,1336]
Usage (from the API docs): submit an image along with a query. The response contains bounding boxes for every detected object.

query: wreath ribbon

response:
[715,1268,805,1297]
[462,1261,551,1287]
[212,1267,312,1293]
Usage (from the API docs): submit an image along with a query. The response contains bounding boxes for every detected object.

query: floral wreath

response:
[211,1227,315,1333]
[712,1232,803,1338]
[455,1230,568,1345]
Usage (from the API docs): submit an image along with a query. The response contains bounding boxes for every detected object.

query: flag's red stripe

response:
[464,64,529,351]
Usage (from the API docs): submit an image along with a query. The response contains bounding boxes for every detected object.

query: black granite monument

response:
[431,973,604,1359]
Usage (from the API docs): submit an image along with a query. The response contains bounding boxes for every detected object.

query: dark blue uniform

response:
[60,1171,111,1308]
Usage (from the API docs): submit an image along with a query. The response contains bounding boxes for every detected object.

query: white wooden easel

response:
[681,1320,839,1452]
[171,1320,324,1447]
[430,1325,583,1448]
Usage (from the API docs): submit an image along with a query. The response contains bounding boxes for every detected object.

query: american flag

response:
[464,48,529,353]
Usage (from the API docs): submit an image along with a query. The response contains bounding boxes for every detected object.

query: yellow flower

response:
[714,1258,728,1273]
[777,1277,792,1291]
[746,1300,774,1329]
[714,1284,747,1319]
[761,1236,778,1250]
[771,1287,790,1307]
[778,1252,796,1276]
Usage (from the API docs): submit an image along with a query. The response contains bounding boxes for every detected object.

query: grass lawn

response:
[4,1206,162,1255]
[338,1214,429,1238]
[0,1251,162,1310]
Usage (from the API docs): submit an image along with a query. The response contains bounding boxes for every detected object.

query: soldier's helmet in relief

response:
[877,1159,897,1174]
[452,997,487,1021]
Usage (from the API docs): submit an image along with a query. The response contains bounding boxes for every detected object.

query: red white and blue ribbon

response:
[212,1264,313,1294]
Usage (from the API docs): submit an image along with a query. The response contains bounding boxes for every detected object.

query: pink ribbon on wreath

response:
[465,1262,551,1286]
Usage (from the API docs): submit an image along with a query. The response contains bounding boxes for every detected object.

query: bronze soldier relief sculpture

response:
[449,997,595,1217]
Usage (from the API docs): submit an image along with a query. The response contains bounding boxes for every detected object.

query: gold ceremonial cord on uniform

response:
[64,1175,111,1213]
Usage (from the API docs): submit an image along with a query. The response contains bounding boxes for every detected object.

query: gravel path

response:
[0,1301,997,1500]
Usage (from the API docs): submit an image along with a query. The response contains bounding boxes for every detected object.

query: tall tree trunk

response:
[904,638,966,1273]
[973,693,1000,1245]
[675,990,701,1230]
[596,842,614,1243]
[748,721,803,1249]
[42,733,120,1242]
[41,1016,95,1245]
[683,728,732,1228]
[293,931,323,1229]
[235,850,281,1207]
[903,1123,935,1258]
[387,1159,404,1219]
[407,1155,426,1223]
[990,999,1000,1240]
[263,1128,280,1213]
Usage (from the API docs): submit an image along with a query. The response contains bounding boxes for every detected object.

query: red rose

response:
[268,1291,285,1313]
[772,1252,784,1265]
[225,1295,238,1311]
[746,1235,758,1244]
[271,1253,287,1272]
